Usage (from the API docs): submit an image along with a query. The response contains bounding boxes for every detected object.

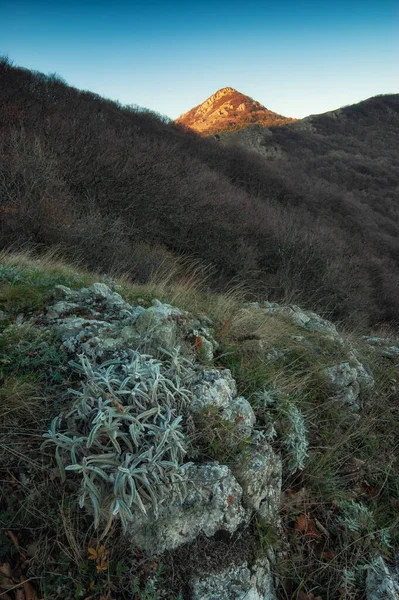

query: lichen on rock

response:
[232,443,282,523]
[129,462,249,553]
[366,556,399,600]
[191,558,277,600]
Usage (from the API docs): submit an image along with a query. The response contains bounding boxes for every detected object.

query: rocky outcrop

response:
[47,283,217,362]
[249,301,374,411]
[362,336,399,361]
[250,302,338,336]
[44,283,282,562]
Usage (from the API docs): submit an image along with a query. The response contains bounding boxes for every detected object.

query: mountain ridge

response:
[175,86,296,135]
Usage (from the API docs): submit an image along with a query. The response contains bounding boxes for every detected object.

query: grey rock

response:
[249,302,338,336]
[361,337,399,360]
[366,556,399,600]
[52,284,76,300]
[191,369,237,412]
[190,370,255,435]
[129,463,248,553]
[355,363,375,389]
[232,443,282,523]
[323,360,374,410]
[325,362,358,389]
[49,284,137,320]
[46,301,84,320]
[134,301,182,352]
[223,396,256,437]
[57,318,112,342]
[347,351,375,389]
[191,558,277,600]
[304,310,338,335]
[362,336,389,346]
[323,362,361,409]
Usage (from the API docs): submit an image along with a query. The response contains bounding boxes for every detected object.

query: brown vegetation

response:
[1,57,399,328]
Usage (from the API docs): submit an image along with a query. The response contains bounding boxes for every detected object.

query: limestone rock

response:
[362,337,399,360]
[366,556,399,600]
[191,558,277,600]
[249,302,338,336]
[325,362,358,389]
[134,299,182,352]
[191,369,237,412]
[190,369,255,436]
[129,463,248,553]
[223,396,256,437]
[322,360,374,410]
[232,443,282,523]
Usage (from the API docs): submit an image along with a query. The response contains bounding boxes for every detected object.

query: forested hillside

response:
[1,57,399,327]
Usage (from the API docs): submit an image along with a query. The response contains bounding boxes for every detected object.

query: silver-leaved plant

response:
[42,350,192,531]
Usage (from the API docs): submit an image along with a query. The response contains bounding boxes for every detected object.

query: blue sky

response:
[1,0,397,119]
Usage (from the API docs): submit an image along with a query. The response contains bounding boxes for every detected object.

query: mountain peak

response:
[175,87,296,135]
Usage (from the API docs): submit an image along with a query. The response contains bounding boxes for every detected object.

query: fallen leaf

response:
[219,321,230,337]
[112,399,125,414]
[6,530,19,548]
[298,592,315,600]
[282,487,309,512]
[88,547,98,560]
[294,513,321,539]
[295,513,308,532]
[7,531,27,560]
[96,556,109,573]
[0,563,14,580]
[194,336,203,352]
[322,551,336,561]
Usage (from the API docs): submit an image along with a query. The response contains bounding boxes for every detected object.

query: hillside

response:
[1,58,399,329]
[219,94,399,160]
[1,252,399,599]
[175,87,296,135]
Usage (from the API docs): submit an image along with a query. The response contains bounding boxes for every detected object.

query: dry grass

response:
[0,246,105,287]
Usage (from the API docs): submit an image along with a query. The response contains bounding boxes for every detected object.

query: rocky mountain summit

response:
[175,87,296,135]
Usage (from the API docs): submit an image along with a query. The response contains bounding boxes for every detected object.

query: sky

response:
[1,0,398,119]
